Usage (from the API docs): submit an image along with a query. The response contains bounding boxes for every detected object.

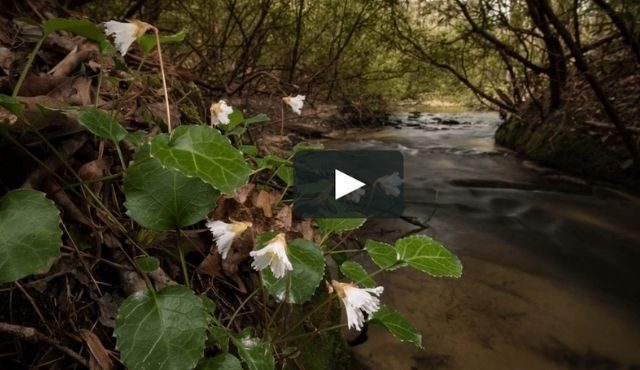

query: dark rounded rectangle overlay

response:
[293,150,404,218]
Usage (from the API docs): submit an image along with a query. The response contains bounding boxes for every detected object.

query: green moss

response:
[497,115,630,183]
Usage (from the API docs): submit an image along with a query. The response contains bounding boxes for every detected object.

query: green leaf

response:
[395,235,462,277]
[150,125,251,194]
[262,239,325,304]
[196,353,242,370]
[134,256,159,273]
[124,131,146,147]
[293,143,324,152]
[276,165,293,187]
[254,155,290,171]
[370,305,422,347]
[315,218,366,234]
[43,18,113,52]
[138,30,187,54]
[77,107,128,142]
[124,147,219,230]
[255,232,278,247]
[365,240,405,270]
[339,261,375,288]
[239,145,258,156]
[0,94,24,115]
[231,333,275,370]
[225,110,245,131]
[0,189,61,283]
[200,295,216,317]
[244,113,269,125]
[114,285,208,370]
[208,326,229,352]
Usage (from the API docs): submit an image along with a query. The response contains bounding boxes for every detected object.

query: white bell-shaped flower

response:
[249,233,293,278]
[283,95,305,115]
[103,20,152,56]
[375,172,402,197]
[206,219,252,259]
[330,280,384,331]
[210,100,233,126]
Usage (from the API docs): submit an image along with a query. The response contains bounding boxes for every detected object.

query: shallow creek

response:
[326,110,640,369]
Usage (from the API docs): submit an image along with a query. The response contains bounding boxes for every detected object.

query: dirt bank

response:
[495,43,639,190]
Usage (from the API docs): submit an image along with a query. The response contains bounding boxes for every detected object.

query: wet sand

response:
[329,112,640,369]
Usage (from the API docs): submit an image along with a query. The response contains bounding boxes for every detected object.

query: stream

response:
[326,110,640,370]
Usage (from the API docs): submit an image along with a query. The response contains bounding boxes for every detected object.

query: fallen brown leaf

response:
[275,205,292,231]
[78,157,113,194]
[197,253,222,277]
[79,329,113,370]
[233,183,255,204]
[254,190,273,217]
[296,219,315,241]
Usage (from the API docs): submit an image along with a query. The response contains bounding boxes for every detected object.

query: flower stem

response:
[325,249,361,255]
[176,232,190,289]
[12,36,45,98]
[154,28,172,133]
[226,288,260,330]
[276,323,347,344]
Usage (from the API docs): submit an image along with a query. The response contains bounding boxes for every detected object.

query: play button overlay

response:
[334,169,366,200]
[293,150,403,218]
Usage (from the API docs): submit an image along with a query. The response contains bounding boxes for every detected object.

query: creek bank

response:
[235,95,387,155]
[495,45,639,190]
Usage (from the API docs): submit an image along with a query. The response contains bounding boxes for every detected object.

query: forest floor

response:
[0,16,379,369]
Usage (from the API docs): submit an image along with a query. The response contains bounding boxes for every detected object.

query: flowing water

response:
[327,110,640,370]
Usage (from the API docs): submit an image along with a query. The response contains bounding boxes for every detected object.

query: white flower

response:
[206,220,251,259]
[330,280,384,331]
[210,100,233,126]
[375,172,402,197]
[103,20,152,56]
[249,233,292,278]
[283,95,305,115]
[345,188,365,203]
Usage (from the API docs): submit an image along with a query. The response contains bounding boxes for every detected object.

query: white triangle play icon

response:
[334,169,366,200]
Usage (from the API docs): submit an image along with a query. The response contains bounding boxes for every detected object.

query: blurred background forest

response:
[3,0,637,182]
[2,0,633,107]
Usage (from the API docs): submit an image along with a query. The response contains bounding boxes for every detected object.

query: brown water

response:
[328,111,640,370]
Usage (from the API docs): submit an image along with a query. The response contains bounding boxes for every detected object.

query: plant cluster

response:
[0,18,461,369]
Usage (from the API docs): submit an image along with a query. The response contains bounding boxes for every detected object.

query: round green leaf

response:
[150,126,251,194]
[231,333,275,370]
[114,285,208,370]
[196,353,242,370]
[134,256,160,273]
[340,261,376,288]
[315,218,366,234]
[255,232,278,247]
[124,150,218,231]
[0,189,61,283]
[77,107,128,142]
[365,239,405,270]
[276,165,293,186]
[239,145,258,156]
[371,305,422,347]
[395,235,462,277]
[244,113,269,125]
[262,239,325,304]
